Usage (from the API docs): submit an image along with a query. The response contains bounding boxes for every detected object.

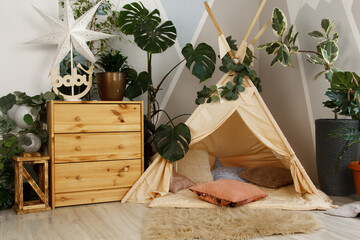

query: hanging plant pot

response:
[348,161,360,198]
[96,72,127,101]
[315,119,357,196]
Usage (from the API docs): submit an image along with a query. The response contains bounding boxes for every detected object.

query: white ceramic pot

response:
[7,104,20,120]
[14,105,34,129]
[19,133,42,153]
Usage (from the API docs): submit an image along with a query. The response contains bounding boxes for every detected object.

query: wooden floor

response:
[1,195,360,240]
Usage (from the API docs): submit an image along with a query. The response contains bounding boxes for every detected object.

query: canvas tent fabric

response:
[121,74,333,210]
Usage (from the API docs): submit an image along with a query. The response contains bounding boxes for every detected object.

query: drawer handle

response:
[75,175,81,180]
[75,116,81,121]
[75,146,81,151]
[118,165,130,176]
[65,176,70,179]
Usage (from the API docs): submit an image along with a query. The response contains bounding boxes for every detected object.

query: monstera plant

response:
[118,2,216,163]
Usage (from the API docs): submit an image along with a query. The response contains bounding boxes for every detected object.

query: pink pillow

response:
[190,179,268,207]
[169,171,196,193]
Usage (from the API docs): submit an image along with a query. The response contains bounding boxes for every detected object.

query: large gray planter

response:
[315,119,357,196]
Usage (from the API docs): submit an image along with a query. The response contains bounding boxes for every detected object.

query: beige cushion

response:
[190,179,268,207]
[176,150,213,184]
[239,166,293,189]
[169,171,196,193]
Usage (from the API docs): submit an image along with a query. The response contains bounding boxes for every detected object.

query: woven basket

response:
[315,119,358,196]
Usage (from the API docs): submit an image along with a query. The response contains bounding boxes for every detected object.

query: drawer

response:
[55,160,141,193]
[55,188,130,207]
[53,103,141,133]
[54,132,141,163]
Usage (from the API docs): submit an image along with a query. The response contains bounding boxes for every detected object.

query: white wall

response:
[3,0,360,184]
[0,0,58,96]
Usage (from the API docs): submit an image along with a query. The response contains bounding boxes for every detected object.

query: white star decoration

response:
[26,0,114,69]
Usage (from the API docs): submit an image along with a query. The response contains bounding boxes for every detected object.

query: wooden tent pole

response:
[204,1,234,59]
[243,0,267,43]
[250,19,271,45]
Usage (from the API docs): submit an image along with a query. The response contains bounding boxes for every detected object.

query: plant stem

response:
[165,113,191,125]
[298,50,321,56]
[153,110,175,127]
[147,52,152,121]
[155,59,186,93]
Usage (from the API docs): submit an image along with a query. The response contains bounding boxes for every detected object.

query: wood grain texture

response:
[1,196,360,240]
[48,101,144,208]
[55,160,141,193]
[54,132,141,163]
[53,103,141,133]
[55,188,130,207]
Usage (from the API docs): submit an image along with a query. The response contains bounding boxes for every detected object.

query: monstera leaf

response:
[182,43,216,82]
[118,2,161,35]
[119,2,177,54]
[133,20,177,54]
[124,69,151,100]
[154,123,191,162]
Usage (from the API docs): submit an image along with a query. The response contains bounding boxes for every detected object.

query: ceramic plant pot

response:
[96,72,127,101]
[348,161,360,198]
[315,119,357,196]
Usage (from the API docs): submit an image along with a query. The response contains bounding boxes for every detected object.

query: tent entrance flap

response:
[191,110,284,168]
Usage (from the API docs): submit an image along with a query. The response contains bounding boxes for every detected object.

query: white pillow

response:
[176,149,213,185]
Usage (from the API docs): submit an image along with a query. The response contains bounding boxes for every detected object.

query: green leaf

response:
[211,95,219,102]
[272,8,287,37]
[154,123,191,162]
[270,56,279,66]
[321,19,331,33]
[306,54,325,65]
[43,91,56,101]
[118,2,161,35]
[226,36,238,51]
[209,85,217,92]
[308,30,325,38]
[277,44,290,66]
[124,69,151,99]
[225,82,232,90]
[195,97,205,105]
[258,42,274,49]
[313,70,326,81]
[331,71,357,91]
[325,41,339,64]
[182,43,216,82]
[23,114,34,126]
[321,48,329,65]
[265,42,281,55]
[284,25,294,45]
[0,93,16,114]
[133,20,177,54]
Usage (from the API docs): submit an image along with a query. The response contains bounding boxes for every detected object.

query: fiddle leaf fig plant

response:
[118,2,216,163]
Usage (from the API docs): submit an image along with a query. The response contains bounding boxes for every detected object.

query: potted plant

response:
[259,8,357,195]
[95,50,129,101]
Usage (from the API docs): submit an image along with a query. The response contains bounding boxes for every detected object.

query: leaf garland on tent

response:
[195,36,262,105]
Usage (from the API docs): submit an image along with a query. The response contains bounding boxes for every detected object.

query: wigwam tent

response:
[122,0,333,210]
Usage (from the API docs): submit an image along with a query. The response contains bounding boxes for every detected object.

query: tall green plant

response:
[118,2,216,163]
[259,8,346,118]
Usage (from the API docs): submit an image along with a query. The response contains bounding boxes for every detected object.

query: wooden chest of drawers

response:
[47,101,143,208]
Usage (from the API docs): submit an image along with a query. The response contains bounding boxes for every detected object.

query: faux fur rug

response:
[143,207,322,240]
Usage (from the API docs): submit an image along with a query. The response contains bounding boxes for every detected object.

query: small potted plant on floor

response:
[95,50,129,101]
